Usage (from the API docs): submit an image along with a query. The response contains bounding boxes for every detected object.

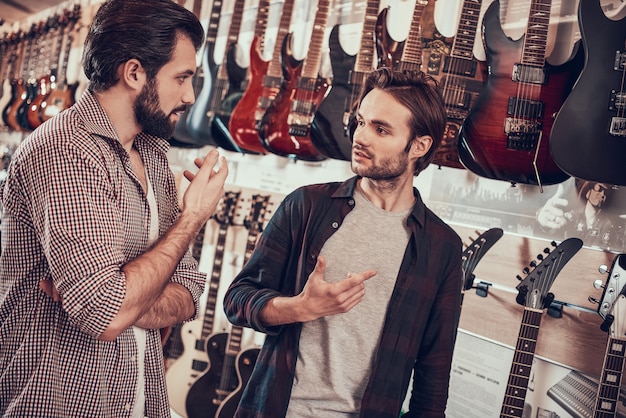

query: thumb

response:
[310,256,326,282]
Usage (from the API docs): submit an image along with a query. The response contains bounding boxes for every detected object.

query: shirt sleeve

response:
[223,192,298,335]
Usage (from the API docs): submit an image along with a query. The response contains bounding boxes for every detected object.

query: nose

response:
[182,78,195,106]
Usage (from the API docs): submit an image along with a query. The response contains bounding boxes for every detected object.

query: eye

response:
[376,125,389,135]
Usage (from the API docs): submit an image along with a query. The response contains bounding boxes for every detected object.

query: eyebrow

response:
[356,111,394,130]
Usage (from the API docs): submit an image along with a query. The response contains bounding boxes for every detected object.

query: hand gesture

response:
[182,149,228,225]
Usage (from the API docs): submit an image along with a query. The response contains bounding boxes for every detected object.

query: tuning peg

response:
[537,254,544,261]
[516,275,523,281]
[598,264,609,275]
[529,261,537,268]
[523,267,530,275]
[601,314,614,333]
[593,279,605,290]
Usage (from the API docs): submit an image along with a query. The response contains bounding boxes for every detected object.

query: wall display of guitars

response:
[0,4,80,133]
[549,0,626,187]
[500,237,583,418]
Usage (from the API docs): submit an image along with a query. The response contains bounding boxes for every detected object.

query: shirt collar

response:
[332,176,426,228]
[73,89,170,156]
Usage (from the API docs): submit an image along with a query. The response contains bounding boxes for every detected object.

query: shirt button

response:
[332,222,339,229]
[348,199,355,206]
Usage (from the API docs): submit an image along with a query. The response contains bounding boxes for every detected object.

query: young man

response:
[224,68,463,417]
[0,0,228,416]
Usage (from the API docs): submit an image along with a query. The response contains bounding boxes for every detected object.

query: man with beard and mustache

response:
[223,67,463,418]
[0,0,228,416]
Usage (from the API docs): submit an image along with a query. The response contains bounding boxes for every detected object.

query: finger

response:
[183,170,195,182]
[347,269,376,285]
[192,150,221,183]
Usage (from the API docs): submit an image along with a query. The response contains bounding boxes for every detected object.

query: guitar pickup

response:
[512,64,547,85]
[443,56,477,77]
[443,90,471,110]
[289,124,311,137]
[609,89,625,111]
[262,75,282,89]
[614,50,626,71]
[609,117,626,137]
[507,97,544,118]
[290,100,316,115]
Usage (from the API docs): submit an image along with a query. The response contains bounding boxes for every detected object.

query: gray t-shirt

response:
[286,189,411,417]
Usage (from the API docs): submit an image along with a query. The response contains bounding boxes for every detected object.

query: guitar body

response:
[165,320,213,417]
[550,0,626,186]
[374,7,399,69]
[0,78,15,127]
[215,348,260,418]
[310,24,357,161]
[185,332,229,418]
[458,0,581,186]
[258,34,327,161]
[2,80,19,128]
[5,80,26,131]
[17,81,37,131]
[171,66,206,148]
[27,75,51,129]
[186,42,221,148]
[228,36,269,154]
[210,43,248,153]
[39,83,78,122]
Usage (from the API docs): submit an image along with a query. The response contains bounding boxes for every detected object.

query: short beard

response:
[351,145,410,181]
[134,77,176,139]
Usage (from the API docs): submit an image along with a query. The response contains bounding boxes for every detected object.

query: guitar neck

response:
[300,0,330,79]
[353,0,380,75]
[267,0,295,79]
[217,0,246,81]
[594,336,626,417]
[398,0,427,68]
[501,308,543,418]
[450,0,482,60]
[254,0,271,49]
[198,222,229,341]
[522,0,551,67]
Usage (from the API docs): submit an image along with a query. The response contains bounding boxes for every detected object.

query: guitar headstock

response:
[462,227,504,291]
[515,238,583,309]
[243,194,271,235]
[596,253,626,336]
[213,190,241,226]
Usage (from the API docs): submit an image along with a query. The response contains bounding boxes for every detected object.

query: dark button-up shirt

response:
[224,176,463,417]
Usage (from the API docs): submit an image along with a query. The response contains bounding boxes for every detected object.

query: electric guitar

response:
[214,194,271,418]
[166,191,240,418]
[189,0,247,153]
[593,253,626,418]
[39,5,81,123]
[500,237,583,418]
[421,0,488,169]
[228,0,295,154]
[27,12,63,130]
[183,0,232,150]
[211,0,272,154]
[460,227,503,307]
[458,0,583,189]
[6,23,38,132]
[549,0,626,186]
[257,0,332,161]
[0,32,20,129]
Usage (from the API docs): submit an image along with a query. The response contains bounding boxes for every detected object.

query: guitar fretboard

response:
[451,0,482,60]
[595,337,626,417]
[353,0,380,74]
[266,0,294,79]
[501,308,543,418]
[522,0,551,67]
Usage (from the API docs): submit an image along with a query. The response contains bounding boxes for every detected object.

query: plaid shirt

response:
[0,90,206,417]
[224,176,463,418]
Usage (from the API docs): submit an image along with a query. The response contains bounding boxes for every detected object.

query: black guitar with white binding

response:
[500,237,583,418]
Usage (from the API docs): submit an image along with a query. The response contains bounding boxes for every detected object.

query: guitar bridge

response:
[504,118,542,151]
[609,117,626,137]
[288,124,311,137]
[614,50,626,71]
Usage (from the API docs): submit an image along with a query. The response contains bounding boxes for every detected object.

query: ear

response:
[120,58,146,91]
[410,135,433,159]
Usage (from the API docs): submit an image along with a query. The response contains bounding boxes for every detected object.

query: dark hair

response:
[576,179,612,202]
[82,0,204,92]
[356,67,447,175]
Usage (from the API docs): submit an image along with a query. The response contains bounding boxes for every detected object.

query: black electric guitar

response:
[458,0,583,188]
[500,237,583,418]
[460,227,503,307]
[550,0,626,186]
[593,253,626,418]
[184,0,238,150]
[309,0,374,162]
[215,194,271,418]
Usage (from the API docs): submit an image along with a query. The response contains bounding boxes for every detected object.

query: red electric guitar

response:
[458,0,583,188]
[228,0,292,154]
[257,0,332,161]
